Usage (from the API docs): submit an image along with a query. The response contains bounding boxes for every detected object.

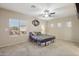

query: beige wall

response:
[72,15,79,42]
[46,4,79,42]
[0,8,46,47]
[46,15,79,42]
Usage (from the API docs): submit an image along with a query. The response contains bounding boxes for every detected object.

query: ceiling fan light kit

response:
[40,9,55,18]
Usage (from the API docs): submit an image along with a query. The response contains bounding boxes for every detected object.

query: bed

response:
[29,32,56,46]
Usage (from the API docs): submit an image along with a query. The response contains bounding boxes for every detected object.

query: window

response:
[19,20,26,35]
[9,19,20,35]
[9,19,26,36]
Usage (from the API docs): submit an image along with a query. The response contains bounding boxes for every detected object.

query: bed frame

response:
[29,32,56,46]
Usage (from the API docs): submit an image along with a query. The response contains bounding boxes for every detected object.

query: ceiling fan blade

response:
[50,12,55,14]
[49,12,55,17]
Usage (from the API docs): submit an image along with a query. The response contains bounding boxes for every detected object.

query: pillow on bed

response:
[32,35,38,39]
[34,32,41,35]
[32,32,37,36]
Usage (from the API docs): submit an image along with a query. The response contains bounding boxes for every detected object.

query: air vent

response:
[31,5,36,8]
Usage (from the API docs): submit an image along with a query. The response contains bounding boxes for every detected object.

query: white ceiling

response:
[0,3,77,20]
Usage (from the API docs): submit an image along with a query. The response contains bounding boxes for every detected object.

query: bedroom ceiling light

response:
[42,10,50,17]
[57,23,62,28]
[51,24,54,28]
[66,21,72,27]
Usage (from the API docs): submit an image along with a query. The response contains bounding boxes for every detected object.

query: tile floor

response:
[0,39,79,56]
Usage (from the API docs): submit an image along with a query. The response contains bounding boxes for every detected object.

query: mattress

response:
[35,34,54,40]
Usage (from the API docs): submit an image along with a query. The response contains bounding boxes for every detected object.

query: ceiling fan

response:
[40,9,55,17]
